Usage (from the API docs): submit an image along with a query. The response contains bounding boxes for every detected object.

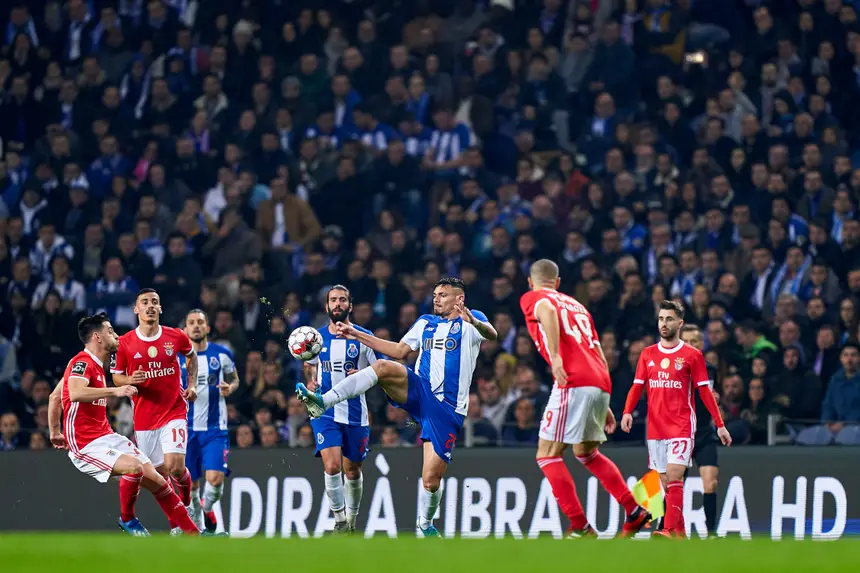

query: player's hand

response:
[335,321,357,339]
[218,381,234,397]
[717,426,732,447]
[620,413,633,433]
[114,386,138,398]
[549,354,568,387]
[131,366,147,385]
[346,369,359,376]
[604,409,617,434]
[453,301,475,324]
[183,386,197,402]
[50,432,67,450]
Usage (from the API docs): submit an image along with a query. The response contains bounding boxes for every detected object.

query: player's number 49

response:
[560,311,596,348]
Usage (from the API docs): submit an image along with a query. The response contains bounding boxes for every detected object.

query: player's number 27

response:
[560,311,596,348]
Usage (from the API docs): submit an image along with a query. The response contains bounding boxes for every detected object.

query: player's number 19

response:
[560,311,596,348]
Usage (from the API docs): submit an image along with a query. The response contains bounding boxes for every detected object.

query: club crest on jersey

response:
[675,357,685,370]
[346,343,359,359]
[660,358,670,369]
[450,322,461,335]
[147,346,158,358]
[209,356,220,370]
[163,342,174,356]
[317,433,324,444]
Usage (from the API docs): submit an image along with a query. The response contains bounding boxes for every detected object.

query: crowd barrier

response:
[1,447,856,539]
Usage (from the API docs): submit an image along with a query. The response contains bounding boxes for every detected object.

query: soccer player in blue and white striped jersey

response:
[180,309,238,533]
[297,278,497,537]
[303,285,377,534]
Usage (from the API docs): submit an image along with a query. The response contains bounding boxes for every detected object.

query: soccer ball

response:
[288,326,323,361]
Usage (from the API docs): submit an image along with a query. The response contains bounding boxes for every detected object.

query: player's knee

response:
[422,475,442,492]
[125,459,144,475]
[374,360,398,379]
[344,467,361,481]
[323,461,341,475]
[207,473,224,487]
[703,476,718,493]
[168,463,185,479]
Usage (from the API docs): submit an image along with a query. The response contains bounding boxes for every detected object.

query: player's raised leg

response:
[297,359,404,417]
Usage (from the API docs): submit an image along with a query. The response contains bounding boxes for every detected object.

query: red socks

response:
[537,457,588,530]
[119,472,143,522]
[153,482,199,534]
[172,468,192,506]
[576,450,639,515]
[665,481,685,536]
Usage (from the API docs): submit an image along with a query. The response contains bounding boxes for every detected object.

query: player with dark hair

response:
[521,260,650,538]
[47,313,200,536]
[110,288,200,534]
[181,308,238,533]
[621,301,731,538]
[679,324,721,538]
[297,277,497,537]
[303,285,377,533]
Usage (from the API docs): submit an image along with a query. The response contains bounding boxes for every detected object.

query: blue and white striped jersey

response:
[427,124,476,166]
[401,312,489,416]
[310,325,377,426]
[179,342,235,432]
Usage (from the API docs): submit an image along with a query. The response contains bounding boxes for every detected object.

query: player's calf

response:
[140,469,200,535]
[663,464,687,538]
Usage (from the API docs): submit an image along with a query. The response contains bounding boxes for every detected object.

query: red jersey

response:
[62,350,113,451]
[111,325,193,431]
[629,341,711,440]
[520,289,611,393]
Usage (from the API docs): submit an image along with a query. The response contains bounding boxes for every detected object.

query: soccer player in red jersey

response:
[621,301,732,539]
[521,260,650,538]
[110,288,199,534]
[46,312,200,536]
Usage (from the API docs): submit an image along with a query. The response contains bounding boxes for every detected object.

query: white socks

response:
[190,487,202,514]
[322,368,379,409]
[325,472,346,522]
[418,486,442,529]
[202,482,224,513]
[345,474,363,528]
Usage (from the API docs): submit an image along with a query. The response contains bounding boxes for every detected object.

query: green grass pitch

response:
[2,535,859,573]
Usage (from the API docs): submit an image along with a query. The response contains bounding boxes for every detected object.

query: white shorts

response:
[69,433,151,483]
[647,438,694,473]
[538,386,610,445]
[135,419,188,468]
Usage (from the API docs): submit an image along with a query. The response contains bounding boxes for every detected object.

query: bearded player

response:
[297,277,496,537]
[180,309,238,532]
[621,301,731,538]
[303,285,377,534]
[111,288,199,534]
[47,312,200,536]
[521,260,650,538]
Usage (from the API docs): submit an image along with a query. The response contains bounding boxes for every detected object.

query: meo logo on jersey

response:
[163,342,174,357]
[346,343,359,359]
[423,337,459,352]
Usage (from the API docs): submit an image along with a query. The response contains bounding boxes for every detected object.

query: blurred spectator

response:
[0,412,23,450]
[821,344,860,431]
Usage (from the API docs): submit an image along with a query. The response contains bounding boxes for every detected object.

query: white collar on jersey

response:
[657,340,684,354]
[84,347,103,367]
[135,325,163,342]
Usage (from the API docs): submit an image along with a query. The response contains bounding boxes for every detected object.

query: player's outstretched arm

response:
[67,376,137,402]
[336,322,413,360]
[455,302,498,341]
[48,380,66,449]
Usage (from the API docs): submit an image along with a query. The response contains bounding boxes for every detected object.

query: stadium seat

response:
[793,425,835,446]
[834,425,860,446]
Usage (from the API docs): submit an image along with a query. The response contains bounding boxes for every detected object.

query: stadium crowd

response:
[0,0,859,452]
